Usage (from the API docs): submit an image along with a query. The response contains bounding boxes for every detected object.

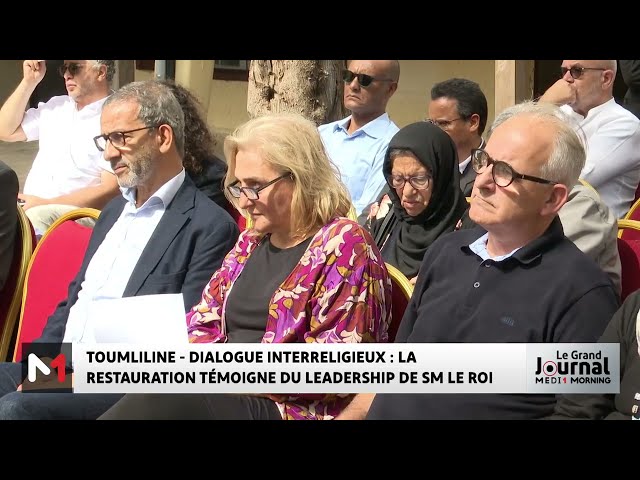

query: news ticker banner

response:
[21,342,620,394]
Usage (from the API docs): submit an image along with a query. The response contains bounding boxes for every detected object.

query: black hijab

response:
[372,121,468,277]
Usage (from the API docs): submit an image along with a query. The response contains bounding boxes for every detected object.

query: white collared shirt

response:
[469,232,521,262]
[22,95,111,198]
[459,156,472,175]
[62,169,186,344]
[459,138,485,174]
[561,99,640,218]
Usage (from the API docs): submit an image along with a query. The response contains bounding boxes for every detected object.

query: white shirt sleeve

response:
[21,102,46,141]
[581,117,640,188]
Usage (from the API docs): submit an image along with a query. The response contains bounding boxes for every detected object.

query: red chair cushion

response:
[620,224,640,240]
[617,237,640,302]
[14,221,93,361]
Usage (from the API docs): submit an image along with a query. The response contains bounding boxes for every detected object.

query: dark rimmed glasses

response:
[58,62,86,77]
[388,174,432,190]
[342,69,394,88]
[471,148,558,187]
[560,66,607,80]
[227,172,293,200]
[93,125,160,152]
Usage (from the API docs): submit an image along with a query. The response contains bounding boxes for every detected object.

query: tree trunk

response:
[247,60,347,125]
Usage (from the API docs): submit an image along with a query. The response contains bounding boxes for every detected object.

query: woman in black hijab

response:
[370,121,468,280]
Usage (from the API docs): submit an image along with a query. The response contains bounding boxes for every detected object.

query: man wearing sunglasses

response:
[539,60,640,219]
[340,101,619,420]
[318,60,400,216]
[0,60,120,235]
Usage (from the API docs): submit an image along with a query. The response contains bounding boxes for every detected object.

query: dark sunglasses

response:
[342,69,394,88]
[58,62,86,77]
[560,66,606,80]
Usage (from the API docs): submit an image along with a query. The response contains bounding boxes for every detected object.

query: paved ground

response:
[0,141,38,191]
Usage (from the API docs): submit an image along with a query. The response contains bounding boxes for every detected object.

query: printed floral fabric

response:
[187,217,392,419]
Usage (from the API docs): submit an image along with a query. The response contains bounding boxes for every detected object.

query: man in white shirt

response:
[0,80,239,420]
[540,60,640,218]
[0,60,120,235]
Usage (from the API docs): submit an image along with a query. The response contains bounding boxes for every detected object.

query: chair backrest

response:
[385,262,414,343]
[618,219,640,240]
[0,205,35,361]
[12,208,99,362]
[623,197,640,222]
[617,236,640,302]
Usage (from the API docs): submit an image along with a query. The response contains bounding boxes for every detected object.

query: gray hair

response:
[92,60,116,83]
[488,100,585,188]
[103,80,185,156]
[603,60,618,76]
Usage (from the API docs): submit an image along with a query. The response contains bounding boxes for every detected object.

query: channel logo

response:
[20,343,73,393]
[527,343,618,394]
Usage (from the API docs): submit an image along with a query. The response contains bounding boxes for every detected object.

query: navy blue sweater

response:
[367,217,620,420]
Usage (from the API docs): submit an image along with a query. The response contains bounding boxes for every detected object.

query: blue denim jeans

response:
[0,361,122,420]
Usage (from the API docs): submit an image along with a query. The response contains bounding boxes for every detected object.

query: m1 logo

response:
[21,342,73,393]
[27,353,66,383]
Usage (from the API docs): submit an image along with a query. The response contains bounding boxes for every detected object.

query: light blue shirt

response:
[62,169,186,345]
[319,113,399,215]
[468,232,521,262]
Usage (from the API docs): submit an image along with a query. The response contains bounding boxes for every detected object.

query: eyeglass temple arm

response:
[517,173,557,185]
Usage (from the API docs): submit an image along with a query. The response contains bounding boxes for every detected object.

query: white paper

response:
[88,293,188,345]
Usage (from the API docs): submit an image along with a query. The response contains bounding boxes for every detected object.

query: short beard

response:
[117,148,154,189]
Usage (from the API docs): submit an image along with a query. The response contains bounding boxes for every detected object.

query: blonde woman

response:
[100,112,392,421]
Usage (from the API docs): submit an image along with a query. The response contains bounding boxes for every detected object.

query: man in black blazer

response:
[0,161,19,293]
[0,80,239,419]
[427,78,488,197]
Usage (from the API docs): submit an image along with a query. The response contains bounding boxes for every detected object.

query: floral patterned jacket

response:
[187,217,392,419]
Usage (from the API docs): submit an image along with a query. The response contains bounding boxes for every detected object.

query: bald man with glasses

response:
[0,60,121,236]
[319,60,400,216]
[540,60,640,219]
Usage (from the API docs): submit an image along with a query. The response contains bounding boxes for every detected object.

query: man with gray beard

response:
[0,80,239,420]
